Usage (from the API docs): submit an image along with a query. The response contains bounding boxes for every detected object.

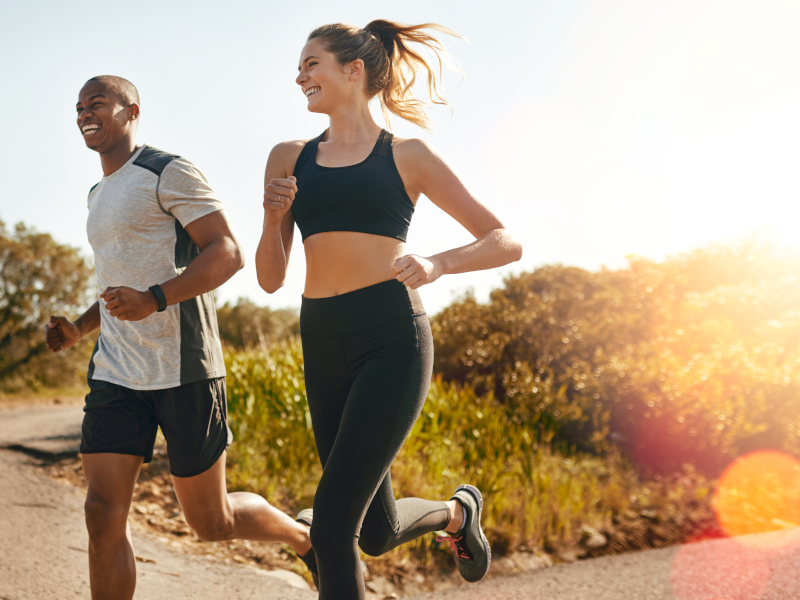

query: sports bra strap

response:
[294,131,326,171]
[372,129,393,159]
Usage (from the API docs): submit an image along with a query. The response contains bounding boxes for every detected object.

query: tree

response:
[0,220,93,388]
[431,238,800,474]
[216,297,299,350]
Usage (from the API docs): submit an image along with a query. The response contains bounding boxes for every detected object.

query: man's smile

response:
[81,123,101,137]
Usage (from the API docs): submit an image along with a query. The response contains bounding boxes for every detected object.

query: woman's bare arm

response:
[256,141,304,293]
[391,139,523,289]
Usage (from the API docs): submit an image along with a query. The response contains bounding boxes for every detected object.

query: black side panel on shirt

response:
[86,336,101,380]
[179,294,224,385]
[132,146,180,176]
[174,220,224,385]
[174,220,200,269]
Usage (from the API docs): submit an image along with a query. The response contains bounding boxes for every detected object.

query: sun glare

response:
[714,450,800,548]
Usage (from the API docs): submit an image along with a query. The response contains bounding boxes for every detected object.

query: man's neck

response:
[100,136,140,177]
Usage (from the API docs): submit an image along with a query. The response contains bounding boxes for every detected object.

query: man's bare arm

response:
[101,210,244,322]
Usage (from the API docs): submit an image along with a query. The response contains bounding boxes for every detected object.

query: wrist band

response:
[149,284,168,312]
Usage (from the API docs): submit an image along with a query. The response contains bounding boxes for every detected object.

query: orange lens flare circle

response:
[714,450,800,548]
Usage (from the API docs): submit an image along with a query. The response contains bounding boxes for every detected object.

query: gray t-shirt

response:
[86,145,226,390]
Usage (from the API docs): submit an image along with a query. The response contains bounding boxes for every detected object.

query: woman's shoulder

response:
[269,139,313,160]
[390,136,445,173]
[266,139,314,176]
[391,135,440,161]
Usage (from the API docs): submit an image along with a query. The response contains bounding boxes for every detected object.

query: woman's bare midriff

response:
[302,231,408,298]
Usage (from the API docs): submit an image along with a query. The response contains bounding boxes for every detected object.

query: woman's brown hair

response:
[307,20,463,132]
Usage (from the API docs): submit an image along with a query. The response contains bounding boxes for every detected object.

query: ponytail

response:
[307,20,463,132]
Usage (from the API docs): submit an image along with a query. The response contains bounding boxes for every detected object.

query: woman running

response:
[256,20,522,599]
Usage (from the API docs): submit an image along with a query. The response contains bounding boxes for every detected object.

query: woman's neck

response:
[325,100,382,144]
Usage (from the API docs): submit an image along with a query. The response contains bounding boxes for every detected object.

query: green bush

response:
[225,339,317,509]
[217,297,299,350]
[431,239,800,474]
[224,341,707,568]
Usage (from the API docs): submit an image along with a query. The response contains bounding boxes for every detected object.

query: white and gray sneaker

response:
[436,484,492,582]
[296,509,319,589]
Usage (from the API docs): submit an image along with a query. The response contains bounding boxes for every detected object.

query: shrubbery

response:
[432,238,800,474]
[224,341,714,570]
[216,297,299,350]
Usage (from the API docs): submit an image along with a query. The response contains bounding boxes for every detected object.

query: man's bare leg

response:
[81,453,143,600]
[172,451,311,555]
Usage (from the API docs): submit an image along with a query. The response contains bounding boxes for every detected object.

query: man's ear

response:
[129,103,140,121]
[348,59,365,81]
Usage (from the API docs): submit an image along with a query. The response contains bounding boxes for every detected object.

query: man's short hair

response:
[85,75,140,107]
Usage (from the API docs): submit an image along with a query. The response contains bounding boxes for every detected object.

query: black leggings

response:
[301,279,450,600]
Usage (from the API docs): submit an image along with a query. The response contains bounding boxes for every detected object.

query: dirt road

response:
[406,529,800,599]
[0,405,313,600]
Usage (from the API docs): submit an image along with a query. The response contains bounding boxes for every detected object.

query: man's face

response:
[75,81,137,152]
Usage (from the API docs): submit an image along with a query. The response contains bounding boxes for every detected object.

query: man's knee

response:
[84,495,129,542]
[183,509,234,542]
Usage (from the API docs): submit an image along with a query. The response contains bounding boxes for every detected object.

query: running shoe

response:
[436,484,491,582]
[295,509,319,589]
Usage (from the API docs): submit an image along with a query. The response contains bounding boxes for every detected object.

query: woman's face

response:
[296,38,363,114]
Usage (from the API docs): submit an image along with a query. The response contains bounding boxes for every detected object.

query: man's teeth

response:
[305,88,320,97]
[82,126,99,134]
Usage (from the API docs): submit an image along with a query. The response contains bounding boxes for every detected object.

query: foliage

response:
[431,238,800,474]
[225,339,318,509]
[216,297,299,350]
[0,220,95,391]
[224,342,712,574]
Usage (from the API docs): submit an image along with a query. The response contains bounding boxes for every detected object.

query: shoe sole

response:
[455,484,492,581]
[296,508,313,527]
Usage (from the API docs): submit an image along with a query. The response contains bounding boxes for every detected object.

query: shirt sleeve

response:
[157,158,225,227]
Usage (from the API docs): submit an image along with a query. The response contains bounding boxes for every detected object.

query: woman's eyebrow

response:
[298,55,320,70]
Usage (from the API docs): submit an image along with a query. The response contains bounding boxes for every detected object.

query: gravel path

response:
[406,528,800,599]
[0,406,313,600]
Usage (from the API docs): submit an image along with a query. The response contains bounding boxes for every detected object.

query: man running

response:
[45,75,313,600]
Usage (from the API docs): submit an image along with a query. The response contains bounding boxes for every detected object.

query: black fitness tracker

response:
[149,284,167,312]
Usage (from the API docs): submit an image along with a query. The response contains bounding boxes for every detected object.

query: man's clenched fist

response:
[100,286,160,321]
[45,316,82,352]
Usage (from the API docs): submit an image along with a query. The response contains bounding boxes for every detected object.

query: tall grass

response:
[225,339,318,508]
[224,339,712,574]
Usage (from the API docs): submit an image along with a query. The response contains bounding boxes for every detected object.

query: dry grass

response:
[223,342,720,592]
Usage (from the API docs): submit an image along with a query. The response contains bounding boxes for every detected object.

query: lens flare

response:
[714,451,800,548]
[670,534,770,600]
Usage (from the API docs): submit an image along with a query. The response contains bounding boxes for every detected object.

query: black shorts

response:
[80,377,232,478]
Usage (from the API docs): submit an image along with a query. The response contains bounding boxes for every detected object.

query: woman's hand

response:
[393,254,442,289]
[264,176,297,226]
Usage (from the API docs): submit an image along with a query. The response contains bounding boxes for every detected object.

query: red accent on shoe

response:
[436,534,472,561]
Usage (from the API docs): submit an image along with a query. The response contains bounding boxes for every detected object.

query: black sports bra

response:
[291,129,415,243]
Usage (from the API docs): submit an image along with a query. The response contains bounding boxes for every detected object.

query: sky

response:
[1,0,799,314]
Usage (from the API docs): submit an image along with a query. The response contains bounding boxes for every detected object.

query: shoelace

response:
[436,534,472,562]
